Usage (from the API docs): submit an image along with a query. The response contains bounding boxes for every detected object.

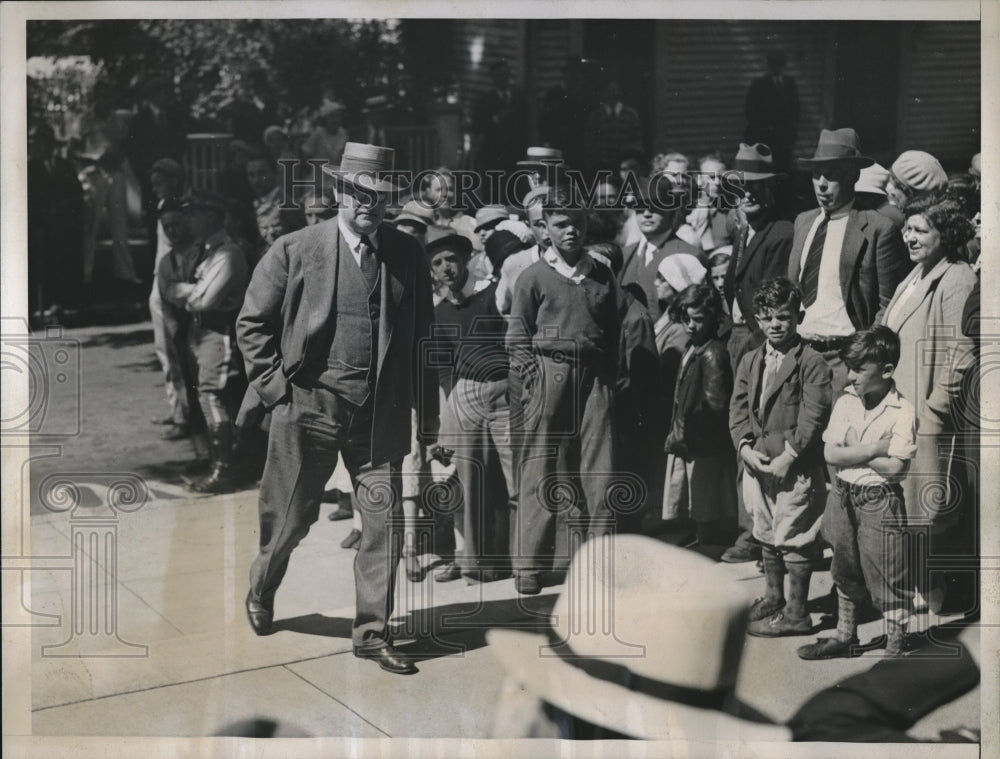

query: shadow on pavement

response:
[272,592,559,663]
[79,328,155,349]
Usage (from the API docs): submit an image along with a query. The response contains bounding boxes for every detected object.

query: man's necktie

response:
[358,235,378,292]
[800,215,828,307]
[759,349,780,415]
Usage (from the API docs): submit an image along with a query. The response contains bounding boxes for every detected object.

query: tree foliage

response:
[27,18,419,131]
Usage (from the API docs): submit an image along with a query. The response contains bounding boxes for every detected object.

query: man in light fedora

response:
[489,534,981,741]
[236,142,440,675]
[719,142,795,565]
[788,128,907,396]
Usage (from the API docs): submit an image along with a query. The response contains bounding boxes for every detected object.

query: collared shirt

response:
[433,274,491,307]
[799,201,856,339]
[823,382,918,486]
[758,340,788,416]
[634,236,660,267]
[542,246,594,284]
[338,215,380,268]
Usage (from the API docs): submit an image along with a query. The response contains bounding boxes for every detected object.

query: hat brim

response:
[487,630,789,742]
[425,235,473,258]
[322,164,397,193]
[740,170,786,182]
[474,216,508,232]
[392,214,430,229]
[798,156,875,169]
[516,160,565,170]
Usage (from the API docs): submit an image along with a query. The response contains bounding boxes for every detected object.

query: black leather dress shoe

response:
[245,591,274,636]
[354,644,417,675]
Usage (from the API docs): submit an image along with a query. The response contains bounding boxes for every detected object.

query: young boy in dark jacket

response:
[729,278,832,637]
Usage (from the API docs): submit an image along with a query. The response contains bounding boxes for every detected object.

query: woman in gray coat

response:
[879,191,977,555]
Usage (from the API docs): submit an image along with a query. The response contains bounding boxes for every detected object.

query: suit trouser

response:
[443,378,515,573]
[823,480,911,613]
[513,357,615,577]
[249,383,403,650]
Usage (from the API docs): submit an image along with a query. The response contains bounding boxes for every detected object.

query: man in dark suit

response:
[720,143,794,565]
[236,143,439,675]
[620,177,702,322]
[788,128,908,397]
[723,143,795,371]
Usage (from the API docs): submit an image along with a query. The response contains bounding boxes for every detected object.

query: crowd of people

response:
[27,62,983,696]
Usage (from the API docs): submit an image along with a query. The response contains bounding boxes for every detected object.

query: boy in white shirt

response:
[799,325,918,659]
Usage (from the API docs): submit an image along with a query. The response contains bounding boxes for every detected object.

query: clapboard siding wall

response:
[454,20,526,127]
[897,22,980,169]
[653,21,830,162]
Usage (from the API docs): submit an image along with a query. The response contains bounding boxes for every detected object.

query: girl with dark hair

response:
[661,282,739,547]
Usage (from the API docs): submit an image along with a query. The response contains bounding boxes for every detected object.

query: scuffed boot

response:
[749,560,813,637]
[749,547,786,621]
[190,424,235,494]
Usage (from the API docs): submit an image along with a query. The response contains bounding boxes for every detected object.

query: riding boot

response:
[191,424,235,494]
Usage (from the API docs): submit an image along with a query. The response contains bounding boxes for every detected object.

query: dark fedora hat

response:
[322,142,398,193]
[798,128,875,168]
[731,143,786,181]
[424,225,473,258]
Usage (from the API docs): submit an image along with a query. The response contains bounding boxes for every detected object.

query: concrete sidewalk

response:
[27,486,979,740]
[18,320,981,741]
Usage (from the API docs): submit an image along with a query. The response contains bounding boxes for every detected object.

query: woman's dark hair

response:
[668,281,724,325]
[903,189,975,260]
[946,172,980,218]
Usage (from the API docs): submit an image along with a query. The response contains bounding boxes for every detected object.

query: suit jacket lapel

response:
[736,221,767,279]
[888,264,945,331]
[303,221,340,339]
[788,210,818,282]
[839,209,868,302]
[760,341,801,413]
[747,348,763,424]
[377,226,407,374]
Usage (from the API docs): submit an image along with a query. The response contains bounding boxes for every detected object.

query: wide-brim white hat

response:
[487,535,791,742]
